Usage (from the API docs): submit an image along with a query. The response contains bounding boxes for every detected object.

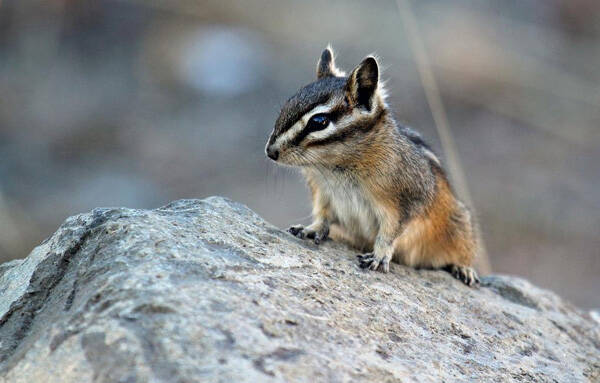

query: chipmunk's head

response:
[265,46,387,167]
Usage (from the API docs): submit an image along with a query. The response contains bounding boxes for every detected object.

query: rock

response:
[0,197,598,382]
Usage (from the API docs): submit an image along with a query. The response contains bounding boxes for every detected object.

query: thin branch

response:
[394,0,492,274]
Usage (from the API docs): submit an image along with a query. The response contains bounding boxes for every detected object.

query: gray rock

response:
[0,197,598,382]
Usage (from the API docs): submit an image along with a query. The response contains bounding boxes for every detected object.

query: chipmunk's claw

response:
[357,253,389,273]
[445,265,480,287]
[287,225,304,238]
[287,225,329,245]
[357,253,374,269]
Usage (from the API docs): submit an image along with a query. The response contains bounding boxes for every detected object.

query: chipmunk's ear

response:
[346,56,379,111]
[317,45,345,79]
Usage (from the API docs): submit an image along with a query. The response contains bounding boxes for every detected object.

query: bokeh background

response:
[1,0,598,308]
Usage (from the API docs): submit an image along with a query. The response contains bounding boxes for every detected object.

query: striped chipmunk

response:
[265,46,480,285]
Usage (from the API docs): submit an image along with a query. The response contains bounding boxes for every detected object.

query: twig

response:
[394,0,492,274]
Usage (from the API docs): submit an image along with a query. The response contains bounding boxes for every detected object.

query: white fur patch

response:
[325,44,346,77]
[423,148,440,165]
[311,170,379,246]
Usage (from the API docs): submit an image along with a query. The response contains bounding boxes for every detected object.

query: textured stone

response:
[0,197,598,382]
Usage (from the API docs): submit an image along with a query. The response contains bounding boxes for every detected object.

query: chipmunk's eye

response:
[306,114,330,132]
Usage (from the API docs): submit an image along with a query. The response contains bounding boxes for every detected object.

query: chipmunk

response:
[265,46,480,285]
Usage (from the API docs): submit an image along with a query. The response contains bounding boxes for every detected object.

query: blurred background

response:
[0,0,598,308]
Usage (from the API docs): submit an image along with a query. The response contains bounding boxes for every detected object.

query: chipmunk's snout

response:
[266,145,279,161]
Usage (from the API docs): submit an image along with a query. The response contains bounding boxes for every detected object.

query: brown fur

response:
[306,151,478,270]
[267,47,480,285]
[393,171,477,269]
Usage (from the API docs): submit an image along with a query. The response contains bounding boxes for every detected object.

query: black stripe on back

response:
[400,126,433,151]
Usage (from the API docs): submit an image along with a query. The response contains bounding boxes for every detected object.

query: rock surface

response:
[0,197,598,382]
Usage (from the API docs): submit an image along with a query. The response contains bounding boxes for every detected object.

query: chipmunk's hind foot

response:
[357,253,390,273]
[444,265,480,287]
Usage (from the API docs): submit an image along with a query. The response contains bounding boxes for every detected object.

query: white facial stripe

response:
[273,101,336,149]
[307,121,337,140]
[333,113,355,130]
[306,106,378,142]
[305,112,354,142]
[303,104,333,122]
[273,120,303,149]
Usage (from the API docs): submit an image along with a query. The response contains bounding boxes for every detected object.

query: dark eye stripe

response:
[289,105,348,146]
[291,114,329,146]
[305,107,386,148]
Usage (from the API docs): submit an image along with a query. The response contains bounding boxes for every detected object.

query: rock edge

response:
[0,197,598,382]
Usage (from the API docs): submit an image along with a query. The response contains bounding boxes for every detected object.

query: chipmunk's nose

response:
[266,146,279,161]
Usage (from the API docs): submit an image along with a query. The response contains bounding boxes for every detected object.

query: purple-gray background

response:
[0,0,598,308]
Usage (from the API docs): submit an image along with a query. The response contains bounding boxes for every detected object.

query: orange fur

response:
[393,173,477,269]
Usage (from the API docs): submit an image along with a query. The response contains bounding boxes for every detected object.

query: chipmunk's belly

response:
[325,180,379,247]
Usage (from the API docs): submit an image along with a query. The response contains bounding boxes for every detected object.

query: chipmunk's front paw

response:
[357,253,390,273]
[287,224,329,245]
[446,265,480,287]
